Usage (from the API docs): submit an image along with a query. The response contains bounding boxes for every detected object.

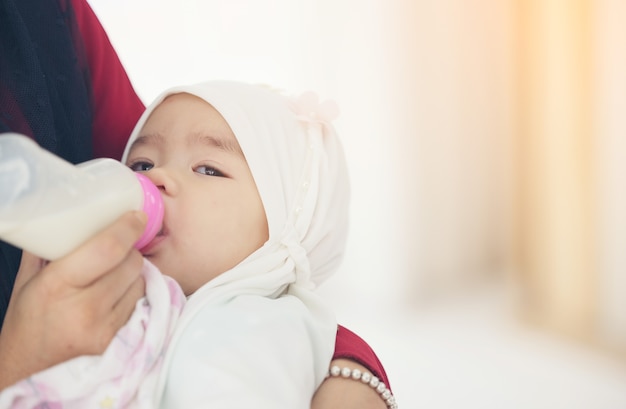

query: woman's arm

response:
[312,325,396,408]
[312,358,388,409]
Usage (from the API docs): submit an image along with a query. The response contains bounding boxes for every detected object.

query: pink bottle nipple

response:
[133,173,164,250]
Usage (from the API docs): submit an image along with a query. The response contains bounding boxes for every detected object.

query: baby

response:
[0,81,350,408]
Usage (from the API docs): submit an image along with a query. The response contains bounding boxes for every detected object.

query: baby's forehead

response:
[130,93,247,155]
[156,84,294,157]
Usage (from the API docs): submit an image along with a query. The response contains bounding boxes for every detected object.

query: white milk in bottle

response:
[0,133,163,260]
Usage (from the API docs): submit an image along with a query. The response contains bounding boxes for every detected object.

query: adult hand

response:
[0,211,147,390]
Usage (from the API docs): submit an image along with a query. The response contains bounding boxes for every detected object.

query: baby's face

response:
[125,93,268,295]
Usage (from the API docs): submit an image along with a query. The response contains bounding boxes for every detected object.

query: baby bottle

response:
[0,133,163,260]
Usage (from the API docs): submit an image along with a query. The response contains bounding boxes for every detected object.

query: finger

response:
[110,270,146,336]
[87,247,144,312]
[12,251,44,294]
[99,274,146,350]
[51,211,147,287]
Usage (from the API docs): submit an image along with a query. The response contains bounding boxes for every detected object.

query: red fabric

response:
[334,325,392,392]
[70,0,145,160]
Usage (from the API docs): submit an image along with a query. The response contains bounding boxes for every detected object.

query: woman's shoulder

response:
[70,0,145,160]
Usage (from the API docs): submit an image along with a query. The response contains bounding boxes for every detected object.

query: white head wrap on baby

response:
[122,80,350,402]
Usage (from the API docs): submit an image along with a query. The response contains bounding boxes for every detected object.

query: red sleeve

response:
[334,325,392,392]
[70,0,145,160]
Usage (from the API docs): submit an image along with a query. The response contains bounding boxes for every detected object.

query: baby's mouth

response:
[141,223,167,256]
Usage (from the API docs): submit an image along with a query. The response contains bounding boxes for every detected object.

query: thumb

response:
[13,251,47,296]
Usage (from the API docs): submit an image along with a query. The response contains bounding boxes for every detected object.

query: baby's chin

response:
[143,254,172,277]
[179,280,205,297]
[147,253,241,296]
[152,263,210,296]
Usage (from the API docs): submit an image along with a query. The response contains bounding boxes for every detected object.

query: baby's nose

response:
[144,167,179,196]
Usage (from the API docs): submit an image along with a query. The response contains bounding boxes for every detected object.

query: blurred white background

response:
[87,0,626,407]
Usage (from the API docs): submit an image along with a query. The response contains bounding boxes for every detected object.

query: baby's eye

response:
[195,165,224,177]
[128,161,154,172]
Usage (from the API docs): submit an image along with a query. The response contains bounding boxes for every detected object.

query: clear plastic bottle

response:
[0,133,163,260]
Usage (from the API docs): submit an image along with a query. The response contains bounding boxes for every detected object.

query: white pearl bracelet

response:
[326,365,398,408]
